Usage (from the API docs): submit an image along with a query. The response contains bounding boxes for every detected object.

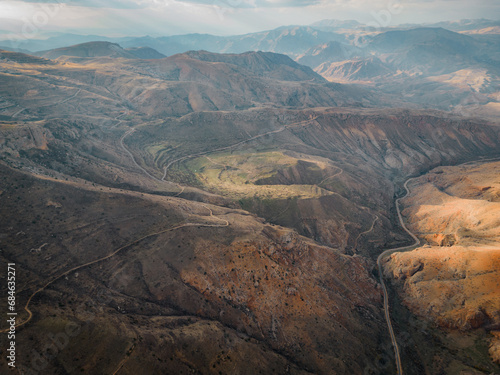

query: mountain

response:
[315,57,395,82]
[0,49,55,65]
[1,19,498,58]
[310,18,500,35]
[385,161,500,369]
[0,45,32,54]
[34,41,164,60]
[296,41,365,68]
[0,49,377,120]
[125,46,166,59]
[118,26,346,58]
[119,33,229,56]
[223,26,345,58]
[368,28,481,73]
[424,19,500,33]
[179,50,323,81]
[36,41,138,59]
[106,50,377,116]
[292,27,500,121]
[0,32,118,53]
[309,19,363,31]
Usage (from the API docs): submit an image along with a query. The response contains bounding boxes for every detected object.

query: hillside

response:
[384,161,500,369]
[0,164,386,375]
[314,58,395,82]
[296,41,365,69]
[0,49,377,120]
[36,41,138,59]
[0,46,499,374]
[35,41,165,60]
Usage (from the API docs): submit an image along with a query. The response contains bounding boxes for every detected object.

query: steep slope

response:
[181,50,323,82]
[315,57,395,82]
[127,106,500,257]
[296,41,365,69]
[384,160,500,368]
[368,28,481,74]
[125,46,166,59]
[0,164,387,375]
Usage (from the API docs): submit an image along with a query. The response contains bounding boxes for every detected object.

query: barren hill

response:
[384,160,500,368]
[36,41,139,60]
[0,163,386,375]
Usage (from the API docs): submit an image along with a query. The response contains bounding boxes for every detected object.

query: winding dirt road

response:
[120,128,163,182]
[120,117,318,198]
[161,117,318,180]
[0,205,228,333]
[353,215,379,251]
[377,177,420,375]
[317,166,343,186]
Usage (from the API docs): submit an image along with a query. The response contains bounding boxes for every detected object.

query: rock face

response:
[384,161,500,363]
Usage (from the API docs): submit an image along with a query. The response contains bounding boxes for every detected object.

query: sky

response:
[0,0,499,38]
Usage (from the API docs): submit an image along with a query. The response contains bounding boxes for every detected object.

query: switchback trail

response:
[162,117,318,180]
[120,117,317,197]
[120,128,163,183]
[353,215,379,251]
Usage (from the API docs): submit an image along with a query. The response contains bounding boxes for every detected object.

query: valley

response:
[0,17,499,374]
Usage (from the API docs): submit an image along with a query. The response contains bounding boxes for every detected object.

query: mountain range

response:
[2,18,496,122]
[0,17,499,375]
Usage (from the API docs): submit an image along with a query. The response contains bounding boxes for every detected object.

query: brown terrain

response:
[384,161,500,371]
[0,45,499,374]
[0,164,385,374]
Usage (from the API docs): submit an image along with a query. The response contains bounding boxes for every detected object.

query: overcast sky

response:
[0,0,499,38]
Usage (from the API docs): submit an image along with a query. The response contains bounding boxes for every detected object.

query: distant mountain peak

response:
[35,41,165,60]
[172,50,324,82]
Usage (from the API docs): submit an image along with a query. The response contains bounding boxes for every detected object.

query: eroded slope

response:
[384,161,500,366]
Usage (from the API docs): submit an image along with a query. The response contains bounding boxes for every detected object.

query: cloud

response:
[12,0,145,9]
[0,0,498,38]
[133,0,324,9]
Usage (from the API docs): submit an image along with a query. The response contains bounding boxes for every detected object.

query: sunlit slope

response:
[385,161,500,364]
